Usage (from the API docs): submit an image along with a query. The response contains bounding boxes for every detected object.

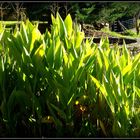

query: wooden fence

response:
[111,18,135,32]
[0,21,48,33]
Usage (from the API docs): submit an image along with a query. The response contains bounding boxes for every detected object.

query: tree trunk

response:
[135,11,140,35]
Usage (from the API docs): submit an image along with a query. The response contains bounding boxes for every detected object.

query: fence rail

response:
[112,18,135,32]
[0,21,48,25]
[121,18,135,29]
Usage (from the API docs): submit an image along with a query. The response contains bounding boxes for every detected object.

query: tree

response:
[3,2,140,34]
[74,2,96,23]
[0,2,11,21]
[74,2,140,34]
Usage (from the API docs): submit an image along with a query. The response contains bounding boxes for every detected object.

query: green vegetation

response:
[101,27,138,39]
[0,13,140,137]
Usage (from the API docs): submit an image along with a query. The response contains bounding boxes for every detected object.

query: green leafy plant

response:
[0,12,140,138]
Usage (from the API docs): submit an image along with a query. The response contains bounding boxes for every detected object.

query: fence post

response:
[114,21,118,31]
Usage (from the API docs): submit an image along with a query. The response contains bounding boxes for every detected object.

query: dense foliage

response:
[1,13,140,137]
[1,2,140,34]
[1,2,140,24]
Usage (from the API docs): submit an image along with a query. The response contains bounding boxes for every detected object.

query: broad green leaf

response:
[103,75,115,110]
[122,41,131,65]
[122,53,140,76]
[20,21,29,45]
[0,23,5,33]
[46,43,54,68]
[54,43,63,70]
[0,24,5,41]
[62,46,68,65]
[75,31,85,49]
[99,48,109,71]
[90,74,114,113]
[102,37,110,50]
[30,27,41,53]
[110,70,122,106]
[64,14,73,38]
[122,62,132,76]
[34,44,45,58]
[57,12,67,39]
[67,93,75,106]
[51,14,56,25]
[135,86,140,98]
[7,36,22,63]
[100,120,107,136]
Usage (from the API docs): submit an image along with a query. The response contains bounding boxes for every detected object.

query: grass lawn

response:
[101,27,140,39]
